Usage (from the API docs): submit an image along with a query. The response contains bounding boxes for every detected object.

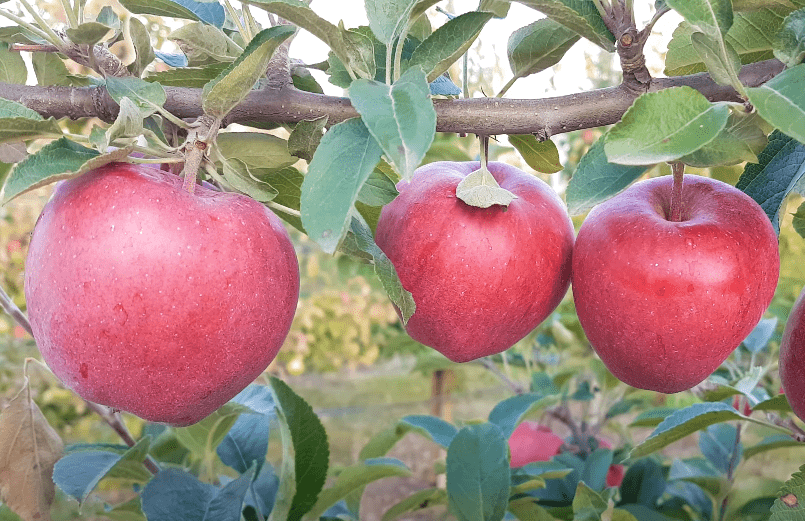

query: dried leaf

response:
[0,379,64,521]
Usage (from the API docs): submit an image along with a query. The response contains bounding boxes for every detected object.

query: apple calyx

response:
[455,165,518,208]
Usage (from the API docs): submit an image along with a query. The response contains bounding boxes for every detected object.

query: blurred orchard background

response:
[1,0,805,520]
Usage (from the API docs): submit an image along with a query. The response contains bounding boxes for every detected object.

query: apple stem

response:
[181,115,221,194]
[480,134,489,171]
[670,162,684,222]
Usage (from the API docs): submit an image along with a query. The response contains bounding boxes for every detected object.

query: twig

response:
[0,285,33,337]
[83,401,161,475]
[477,358,526,395]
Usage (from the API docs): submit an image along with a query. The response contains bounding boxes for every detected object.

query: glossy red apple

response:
[375,161,575,362]
[25,163,300,426]
[779,288,805,421]
[572,175,779,393]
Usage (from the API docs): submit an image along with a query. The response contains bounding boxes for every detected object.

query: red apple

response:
[375,161,574,362]
[25,163,299,426]
[779,288,805,421]
[572,175,779,393]
[509,421,564,467]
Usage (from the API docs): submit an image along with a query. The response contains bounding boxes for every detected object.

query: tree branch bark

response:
[0,58,784,137]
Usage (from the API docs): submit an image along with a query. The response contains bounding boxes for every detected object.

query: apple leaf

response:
[736,129,805,233]
[216,132,297,171]
[66,21,115,45]
[456,166,517,208]
[690,31,742,88]
[202,25,295,119]
[301,117,383,253]
[53,437,152,504]
[509,0,614,51]
[666,0,734,39]
[344,215,416,323]
[770,464,805,516]
[399,415,458,448]
[742,316,778,353]
[381,488,448,521]
[287,116,328,162]
[0,98,43,120]
[752,393,793,413]
[480,0,511,17]
[97,5,121,29]
[204,466,256,521]
[0,117,62,147]
[572,481,609,519]
[349,66,436,181]
[306,458,412,519]
[1,137,101,204]
[446,423,510,521]
[0,43,27,84]
[603,87,730,165]
[746,64,805,145]
[216,414,270,475]
[105,97,145,149]
[173,402,248,459]
[257,166,305,232]
[138,468,216,521]
[32,52,72,87]
[269,376,329,521]
[509,134,564,173]
[407,11,494,82]
[793,200,805,238]
[0,379,63,521]
[488,393,559,439]
[169,23,238,66]
[566,139,650,215]
[219,156,279,202]
[146,63,230,88]
[357,166,399,207]
[365,0,419,45]
[775,8,805,67]
[127,16,156,77]
[505,18,580,88]
[629,407,678,428]
[508,497,558,521]
[744,435,804,460]
[679,109,768,167]
[106,76,167,118]
[118,0,225,27]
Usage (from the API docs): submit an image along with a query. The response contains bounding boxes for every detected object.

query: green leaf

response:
[770,463,805,517]
[407,11,494,82]
[357,165,399,206]
[0,99,43,120]
[744,434,804,459]
[509,0,615,51]
[31,52,71,86]
[666,0,734,39]
[288,116,328,162]
[118,0,226,27]
[146,64,230,88]
[220,157,279,202]
[258,166,305,231]
[736,129,805,233]
[365,0,419,44]
[446,423,510,521]
[509,135,563,173]
[456,165,517,208]
[679,109,768,166]
[66,22,114,45]
[752,393,793,413]
[566,138,650,215]
[127,17,156,77]
[690,31,742,87]
[105,76,167,118]
[305,458,412,519]
[202,25,296,119]
[216,132,297,171]
[0,43,27,84]
[506,18,580,85]
[105,97,144,149]
[173,403,246,457]
[603,87,730,165]
[488,393,558,439]
[269,376,329,521]
[508,497,557,521]
[345,216,416,323]
[572,482,607,521]
[629,402,769,459]
[794,200,805,238]
[169,22,239,66]
[1,138,99,204]
[349,66,436,181]
[381,488,447,521]
[775,8,805,67]
[301,117,383,253]
[746,63,805,145]
[96,6,121,30]
[479,0,511,17]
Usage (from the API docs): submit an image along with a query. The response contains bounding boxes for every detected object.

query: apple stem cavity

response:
[456,135,518,208]
[669,162,685,222]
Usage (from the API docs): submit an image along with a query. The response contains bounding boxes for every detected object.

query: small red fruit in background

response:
[375,161,575,362]
[25,163,300,426]
[573,175,779,393]
[779,288,805,422]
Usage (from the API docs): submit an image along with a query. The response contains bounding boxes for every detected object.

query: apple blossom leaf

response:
[666,0,734,39]
[770,464,805,517]
[349,66,435,181]
[53,437,152,503]
[365,0,419,44]
[345,215,416,323]
[742,317,778,353]
[105,76,167,118]
[572,481,608,520]
[32,52,72,87]
[775,8,805,67]
[566,138,650,215]
[630,402,775,459]
[746,64,805,145]
[66,22,115,46]
[446,423,510,521]
[504,18,580,90]
[0,379,63,521]
[288,117,328,162]
[406,11,494,82]
[0,43,26,84]
[146,64,229,88]
[127,16,156,77]
[202,25,295,119]
[603,87,730,165]
[793,200,805,238]
[679,109,768,167]
[744,434,805,460]
[301,117,383,253]
[752,393,793,413]
[216,132,297,171]
[488,393,559,439]
[306,458,412,519]
[140,468,218,521]
[118,0,226,27]
[269,376,329,521]
[173,402,249,459]
[689,31,742,88]
[381,488,448,521]
[456,166,517,208]
[509,135,563,173]
[736,129,805,233]
[216,413,270,475]
[169,23,238,66]
[508,0,615,51]
[1,137,100,204]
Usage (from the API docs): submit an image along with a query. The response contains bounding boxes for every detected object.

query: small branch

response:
[670,162,684,222]
[477,358,526,395]
[0,285,33,337]
[84,401,161,475]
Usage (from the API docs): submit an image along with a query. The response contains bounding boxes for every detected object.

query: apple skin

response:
[375,161,575,362]
[572,175,779,393]
[779,288,805,421]
[509,421,564,468]
[25,163,300,426]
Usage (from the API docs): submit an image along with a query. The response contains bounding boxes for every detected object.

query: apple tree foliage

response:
[0,0,805,520]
